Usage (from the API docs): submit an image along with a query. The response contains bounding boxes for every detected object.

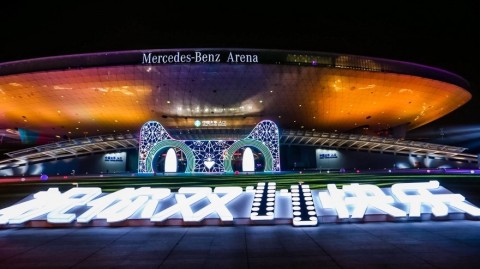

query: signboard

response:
[142,51,259,64]
[1,180,479,227]
[319,153,338,159]
[194,120,227,127]
[104,154,124,162]
[102,152,126,173]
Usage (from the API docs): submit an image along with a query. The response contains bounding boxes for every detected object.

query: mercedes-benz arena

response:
[0,49,476,176]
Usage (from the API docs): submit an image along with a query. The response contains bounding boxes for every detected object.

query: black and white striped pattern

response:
[291,184,318,226]
[250,182,276,220]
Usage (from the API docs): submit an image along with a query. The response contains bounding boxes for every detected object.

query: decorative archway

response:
[145,140,195,173]
[138,120,281,174]
[224,139,273,172]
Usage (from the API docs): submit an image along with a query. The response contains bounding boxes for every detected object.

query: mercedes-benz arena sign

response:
[1,180,479,227]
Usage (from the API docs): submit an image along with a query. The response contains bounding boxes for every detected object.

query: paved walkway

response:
[1,220,479,268]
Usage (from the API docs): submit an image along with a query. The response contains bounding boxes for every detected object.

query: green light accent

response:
[224,139,273,172]
[194,120,201,127]
[146,140,195,173]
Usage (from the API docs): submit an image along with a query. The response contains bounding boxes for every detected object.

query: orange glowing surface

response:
[0,64,471,138]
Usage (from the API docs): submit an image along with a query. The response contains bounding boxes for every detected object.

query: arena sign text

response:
[141,51,259,64]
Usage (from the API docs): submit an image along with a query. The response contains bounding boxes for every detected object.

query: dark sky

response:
[1,2,479,148]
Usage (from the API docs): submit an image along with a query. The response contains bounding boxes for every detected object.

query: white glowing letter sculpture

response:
[392,180,480,217]
[319,183,407,219]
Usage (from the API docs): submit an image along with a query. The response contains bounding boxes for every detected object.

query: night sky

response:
[1,2,479,149]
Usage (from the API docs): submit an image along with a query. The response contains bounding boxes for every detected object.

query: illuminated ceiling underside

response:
[0,63,471,138]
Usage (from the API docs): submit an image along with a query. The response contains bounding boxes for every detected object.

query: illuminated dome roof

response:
[0,49,471,140]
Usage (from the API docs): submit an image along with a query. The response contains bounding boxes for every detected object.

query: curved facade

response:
[0,49,471,141]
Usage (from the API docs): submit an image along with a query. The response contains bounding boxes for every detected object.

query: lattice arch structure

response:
[145,140,195,173]
[223,139,274,172]
[245,120,281,171]
[138,120,281,174]
[138,121,173,173]
[184,140,234,173]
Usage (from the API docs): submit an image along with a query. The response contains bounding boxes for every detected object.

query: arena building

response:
[0,49,476,176]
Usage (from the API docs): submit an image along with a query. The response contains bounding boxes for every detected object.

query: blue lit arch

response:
[138,121,173,173]
[246,120,280,171]
[138,120,281,174]
[145,140,195,173]
[224,139,273,172]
